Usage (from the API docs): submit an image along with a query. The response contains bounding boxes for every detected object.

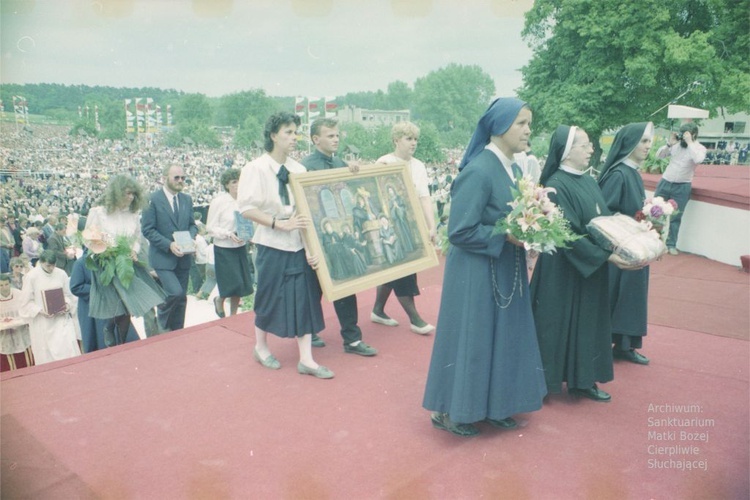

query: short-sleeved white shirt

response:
[377,153,430,198]
[236,153,306,252]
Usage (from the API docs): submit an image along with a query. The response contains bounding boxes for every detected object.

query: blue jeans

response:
[654,179,692,249]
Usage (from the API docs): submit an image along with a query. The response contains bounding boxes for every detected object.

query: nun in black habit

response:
[598,122,654,365]
[529,125,615,402]
[422,98,547,437]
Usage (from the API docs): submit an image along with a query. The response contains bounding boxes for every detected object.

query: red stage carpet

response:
[2,255,748,499]
[642,165,750,210]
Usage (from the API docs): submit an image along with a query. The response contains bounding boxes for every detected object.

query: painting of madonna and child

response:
[289,163,438,301]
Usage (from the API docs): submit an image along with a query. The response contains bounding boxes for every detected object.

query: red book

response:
[42,288,66,315]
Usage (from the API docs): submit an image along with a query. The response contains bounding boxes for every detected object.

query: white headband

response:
[560,126,578,162]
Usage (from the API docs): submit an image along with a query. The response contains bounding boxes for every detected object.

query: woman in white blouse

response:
[206,168,254,318]
[237,112,332,379]
[83,175,165,346]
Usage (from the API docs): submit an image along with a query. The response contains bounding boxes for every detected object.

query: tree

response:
[217,89,279,128]
[414,121,445,164]
[412,64,495,136]
[174,93,213,125]
[385,81,413,110]
[520,0,750,166]
[233,115,264,151]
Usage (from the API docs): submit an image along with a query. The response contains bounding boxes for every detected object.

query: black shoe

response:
[103,323,116,347]
[569,385,611,402]
[213,296,225,318]
[430,412,480,437]
[311,334,326,348]
[485,417,517,429]
[344,341,377,356]
[613,348,650,365]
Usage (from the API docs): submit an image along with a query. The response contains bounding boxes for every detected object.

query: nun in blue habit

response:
[422,98,547,437]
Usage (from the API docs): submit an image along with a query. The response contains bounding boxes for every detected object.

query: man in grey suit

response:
[142,164,197,332]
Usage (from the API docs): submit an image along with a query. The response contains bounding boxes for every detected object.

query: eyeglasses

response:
[173,176,187,181]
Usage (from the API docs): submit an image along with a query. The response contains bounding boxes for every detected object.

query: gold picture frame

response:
[289,162,439,302]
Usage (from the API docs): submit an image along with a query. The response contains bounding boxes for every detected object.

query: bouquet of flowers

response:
[634,196,679,242]
[494,175,581,254]
[82,228,137,288]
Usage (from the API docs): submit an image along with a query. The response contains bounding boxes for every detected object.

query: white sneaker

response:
[410,323,435,335]
[668,248,679,256]
[370,312,398,327]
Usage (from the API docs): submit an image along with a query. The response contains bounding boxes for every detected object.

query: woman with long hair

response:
[83,175,165,346]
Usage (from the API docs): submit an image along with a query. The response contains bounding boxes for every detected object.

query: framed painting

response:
[289,162,439,302]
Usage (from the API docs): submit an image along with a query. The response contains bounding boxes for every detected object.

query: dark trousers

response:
[654,179,691,249]
[333,294,362,345]
[155,267,190,331]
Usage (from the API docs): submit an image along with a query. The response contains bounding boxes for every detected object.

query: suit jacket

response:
[141,190,197,271]
[47,233,75,272]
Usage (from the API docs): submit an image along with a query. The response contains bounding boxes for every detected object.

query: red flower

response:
[634,210,646,222]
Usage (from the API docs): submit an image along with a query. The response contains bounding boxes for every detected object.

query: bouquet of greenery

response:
[494,175,581,254]
[82,228,137,288]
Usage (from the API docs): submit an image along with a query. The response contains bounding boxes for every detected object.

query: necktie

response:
[277,165,290,205]
[172,195,178,214]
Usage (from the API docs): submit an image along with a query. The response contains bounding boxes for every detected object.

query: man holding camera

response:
[655,123,707,255]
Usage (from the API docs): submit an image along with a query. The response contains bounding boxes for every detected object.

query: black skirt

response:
[214,245,254,298]
[253,245,324,338]
[386,273,419,297]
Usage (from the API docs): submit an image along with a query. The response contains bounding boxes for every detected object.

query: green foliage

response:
[69,121,98,138]
[175,121,221,148]
[520,0,750,166]
[413,64,495,137]
[414,121,445,164]
[233,115,264,151]
[175,93,213,125]
[217,89,279,128]
[385,81,413,110]
[85,236,136,288]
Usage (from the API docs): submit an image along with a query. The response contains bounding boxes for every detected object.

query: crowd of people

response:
[1,107,707,438]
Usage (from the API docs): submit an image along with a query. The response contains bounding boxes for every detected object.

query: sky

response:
[1,0,535,99]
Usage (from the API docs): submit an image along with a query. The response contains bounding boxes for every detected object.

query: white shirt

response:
[163,187,179,212]
[514,151,542,183]
[377,153,430,198]
[661,142,707,183]
[486,142,517,180]
[85,206,142,254]
[206,192,245,249]
[236,153,305,252]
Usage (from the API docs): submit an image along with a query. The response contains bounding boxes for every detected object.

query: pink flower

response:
[668,199,678,210]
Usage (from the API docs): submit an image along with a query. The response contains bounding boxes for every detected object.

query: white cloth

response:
[377,153,431,198]
[18,266,80,365]
[194,234,209,264]
[206,192,245,249]
[660,142,707,183]
[485,142,517,180]
[514,152,543,184]
[236,153,305,252]
[85,206,143,254]
[0,290,32,354]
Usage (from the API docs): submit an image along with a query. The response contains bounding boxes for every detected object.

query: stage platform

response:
[2,253,748,499]
[642,164,750,210]
[642,165,750,267]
